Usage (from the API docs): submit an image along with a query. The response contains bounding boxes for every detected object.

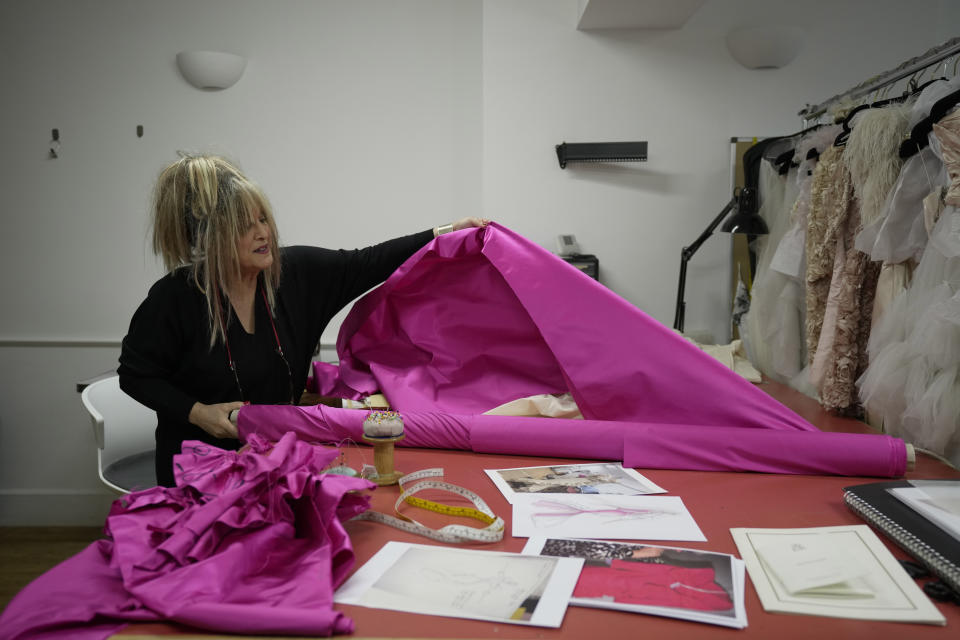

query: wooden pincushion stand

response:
[361,433,405,486]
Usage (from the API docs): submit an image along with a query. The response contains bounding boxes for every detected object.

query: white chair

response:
[80,375,157,494]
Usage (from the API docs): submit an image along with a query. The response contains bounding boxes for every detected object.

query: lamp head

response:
[721,187,768,234]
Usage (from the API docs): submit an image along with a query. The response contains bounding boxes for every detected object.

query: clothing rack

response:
[799,36,960,121]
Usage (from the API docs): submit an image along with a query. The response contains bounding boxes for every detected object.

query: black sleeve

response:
[282,229,434,318]
[117,274,201,423]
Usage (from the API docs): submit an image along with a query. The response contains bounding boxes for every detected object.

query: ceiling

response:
[576,0,707,30]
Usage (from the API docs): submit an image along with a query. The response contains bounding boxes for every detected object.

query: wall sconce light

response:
[725,26,804,70]
[176,51,247,90]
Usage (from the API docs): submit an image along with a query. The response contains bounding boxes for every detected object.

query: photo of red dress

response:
[574,559,733,612]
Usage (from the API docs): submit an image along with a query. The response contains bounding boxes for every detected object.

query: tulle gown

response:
[858,102,960,467]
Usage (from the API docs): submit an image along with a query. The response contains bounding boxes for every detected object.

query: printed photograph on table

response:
[334,541,584,628]
[485,462,665,504]
[523,537,747,629]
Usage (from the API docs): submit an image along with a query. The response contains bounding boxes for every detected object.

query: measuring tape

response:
[352,468,504,544]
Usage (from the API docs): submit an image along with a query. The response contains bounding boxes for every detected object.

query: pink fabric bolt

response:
[0,433,372,640]
[622,424,906,477]
[238,406,907,478]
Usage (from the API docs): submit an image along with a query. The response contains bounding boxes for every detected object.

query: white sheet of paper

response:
[484,463,665,505]
[752,535,867,595]
[890,483,960,543]
[731,525,945,624]
[512,494,705,541]
[521,537,748,629]
[334,541,583,628]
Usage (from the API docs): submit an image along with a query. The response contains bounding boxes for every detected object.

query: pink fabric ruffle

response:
[0,433,372,639]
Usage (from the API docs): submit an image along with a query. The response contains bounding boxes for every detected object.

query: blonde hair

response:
[151,153,281,347]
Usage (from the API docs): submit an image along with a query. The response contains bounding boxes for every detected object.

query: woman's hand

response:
[451,217,490,232]
[188,401,243,439]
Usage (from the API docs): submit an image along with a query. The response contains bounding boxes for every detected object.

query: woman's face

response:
[237,211,273,278]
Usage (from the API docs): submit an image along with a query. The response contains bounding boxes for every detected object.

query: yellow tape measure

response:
[353,468,504,544]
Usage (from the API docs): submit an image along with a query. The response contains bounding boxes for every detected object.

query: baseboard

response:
[0,489,116,526]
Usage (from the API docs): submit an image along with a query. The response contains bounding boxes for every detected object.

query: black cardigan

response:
[118,230,433,485]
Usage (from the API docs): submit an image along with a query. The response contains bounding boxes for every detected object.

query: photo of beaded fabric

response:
[486,463,664,504]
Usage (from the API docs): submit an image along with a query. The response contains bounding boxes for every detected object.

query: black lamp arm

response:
[673,194,738,332]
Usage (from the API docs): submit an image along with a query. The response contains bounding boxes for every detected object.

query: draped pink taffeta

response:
[312,223,818,431]
[0,433,372,640]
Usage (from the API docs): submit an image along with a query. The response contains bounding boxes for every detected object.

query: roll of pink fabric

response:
[238,405,906,478]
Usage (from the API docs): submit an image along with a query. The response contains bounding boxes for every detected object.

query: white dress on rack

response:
[741,127,838,385]
[740,153,793,379]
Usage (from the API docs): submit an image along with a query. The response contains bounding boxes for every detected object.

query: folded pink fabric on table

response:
[0,433,372,640]
[238,405,907,477]
[312,223,815,432]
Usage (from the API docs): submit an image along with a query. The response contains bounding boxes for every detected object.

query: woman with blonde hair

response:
[119,154,486,486]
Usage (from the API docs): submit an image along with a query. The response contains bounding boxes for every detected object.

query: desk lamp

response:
[673,187,767,333]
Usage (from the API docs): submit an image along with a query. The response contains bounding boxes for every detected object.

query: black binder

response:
[843,480,960,594]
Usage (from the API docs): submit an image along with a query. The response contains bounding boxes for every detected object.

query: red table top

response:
[119,381,960,639]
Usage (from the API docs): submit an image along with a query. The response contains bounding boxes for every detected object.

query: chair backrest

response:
[80,375,157,493]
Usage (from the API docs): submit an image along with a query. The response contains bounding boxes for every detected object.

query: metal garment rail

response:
[799,36,960,121]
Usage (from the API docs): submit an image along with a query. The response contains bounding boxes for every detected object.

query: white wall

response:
[0,0,957,524]
[482,0,960,341]
[0,0,482,524]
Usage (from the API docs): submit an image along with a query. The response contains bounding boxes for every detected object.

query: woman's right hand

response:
[188,401,243,439]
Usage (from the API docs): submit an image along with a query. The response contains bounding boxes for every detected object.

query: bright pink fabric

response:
[622,424,906,477]
[312,223,815,431]
[0,433,372,640]
[291,223,907,477]
[238,405,907,477]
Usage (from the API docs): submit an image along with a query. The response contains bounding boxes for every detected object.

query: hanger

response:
[899,85,960,158]
[759,123,824,177]
[773,148,798,175]
[834,81,927,147]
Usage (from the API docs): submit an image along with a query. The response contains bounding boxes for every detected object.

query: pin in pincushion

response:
[362,410,404,438]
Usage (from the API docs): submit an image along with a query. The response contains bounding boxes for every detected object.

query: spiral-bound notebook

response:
[843,480,960,594]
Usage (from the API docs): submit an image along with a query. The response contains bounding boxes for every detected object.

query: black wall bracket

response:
[556,141,648,169]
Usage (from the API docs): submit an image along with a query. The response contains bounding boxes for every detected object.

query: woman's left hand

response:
[452,217,490,231]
